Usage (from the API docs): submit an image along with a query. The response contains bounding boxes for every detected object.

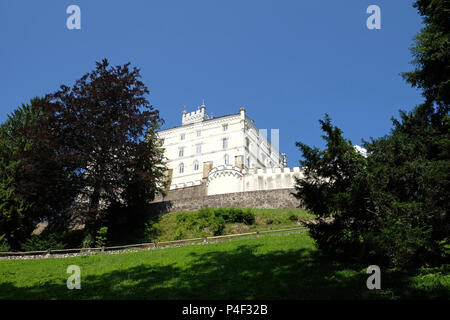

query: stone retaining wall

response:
[150,187,302,213]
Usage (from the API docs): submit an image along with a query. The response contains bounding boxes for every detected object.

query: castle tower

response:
[182,102,209,125]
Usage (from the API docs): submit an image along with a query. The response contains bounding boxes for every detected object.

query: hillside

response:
[0,232,448,300]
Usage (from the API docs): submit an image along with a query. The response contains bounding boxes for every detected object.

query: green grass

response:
[146,208,314,242]
[0,232,448,300]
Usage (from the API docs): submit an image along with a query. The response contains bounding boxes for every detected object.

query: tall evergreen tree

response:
[402,0,450,110]
[367,0,450,266]
[295,0,449,267]
[0,99,44,249]
[294,115,376,262]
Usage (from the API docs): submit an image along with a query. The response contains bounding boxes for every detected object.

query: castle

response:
[157,104,303,196]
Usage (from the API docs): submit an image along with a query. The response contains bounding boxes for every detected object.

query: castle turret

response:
[182,102,209,125]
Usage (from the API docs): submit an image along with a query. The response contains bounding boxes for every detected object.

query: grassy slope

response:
[147,208,314,242]
[0,232,448,300]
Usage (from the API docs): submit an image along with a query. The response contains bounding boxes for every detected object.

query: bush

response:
[20,234,65,251]
[0,234,10,252]
[174,228,183,240]
[144,222,160,240]
[0,242,10,252]
[211,208,255,225]
[95,227,108,247]
[169,208,256,238]
[82,233,94,248]
[59,229,85,248]
[289,214,298,222]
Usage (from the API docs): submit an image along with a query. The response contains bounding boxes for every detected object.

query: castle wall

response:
[150,187,302,213]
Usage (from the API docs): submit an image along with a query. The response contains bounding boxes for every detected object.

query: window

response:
[196,130,201,137]
[222,138,228,150]
[179,147,184,157]
[223,124,228,131]
[180,133,185,140]
[245,138,250,148]
[193,161,199,171]
[179,163,184,174]
[196,144,202,154]
[224,154,230,165]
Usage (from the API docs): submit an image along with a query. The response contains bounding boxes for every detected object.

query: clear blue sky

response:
[0,0,424,167]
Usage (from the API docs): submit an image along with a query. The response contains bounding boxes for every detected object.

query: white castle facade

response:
[157,104,303,196]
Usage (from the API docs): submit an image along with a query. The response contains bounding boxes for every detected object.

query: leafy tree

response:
[27,59,167,235]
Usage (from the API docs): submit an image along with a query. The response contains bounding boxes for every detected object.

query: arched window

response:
[224,154,230,165]
[179,163,184,174]
[193,160,199,171]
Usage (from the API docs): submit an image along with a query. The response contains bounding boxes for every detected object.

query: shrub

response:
[144,222,160,240]
[59,229,85,248]
[212,208,255,225]
[82,233,94,248]
[168,208,255,239]
[20,234,65,251]
[240,209,256,225]
[0,242,10,252]
[174,228,183,240]
[95,227,108,247]
[0,234,10,252]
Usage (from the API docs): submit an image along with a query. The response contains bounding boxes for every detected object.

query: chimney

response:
[240,107,245,120]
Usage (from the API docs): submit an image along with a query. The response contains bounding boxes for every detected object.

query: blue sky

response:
[0,0,423,167]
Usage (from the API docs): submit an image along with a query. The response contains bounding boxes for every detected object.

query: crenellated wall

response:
[168,165,304,196]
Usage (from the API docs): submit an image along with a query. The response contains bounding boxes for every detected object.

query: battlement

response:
[168,165,304,195]
[243,167,301,175]
[182,104,209,125]
[169,180,202,190]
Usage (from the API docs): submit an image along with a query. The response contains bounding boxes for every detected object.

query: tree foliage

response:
[295,0,449,268]
[0,99,46,249]
[402,0,450,110]
[1,59,167,248]
[294,116,378,263]
[27,59,167,233]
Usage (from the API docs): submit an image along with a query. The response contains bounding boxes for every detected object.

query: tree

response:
[294,115,378,263]
[368,0,450,266]
[402,0,450,110]
[24,59,167,235]
[366,101,449,267]
[295,0,449,268]
[0,99,44,249]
